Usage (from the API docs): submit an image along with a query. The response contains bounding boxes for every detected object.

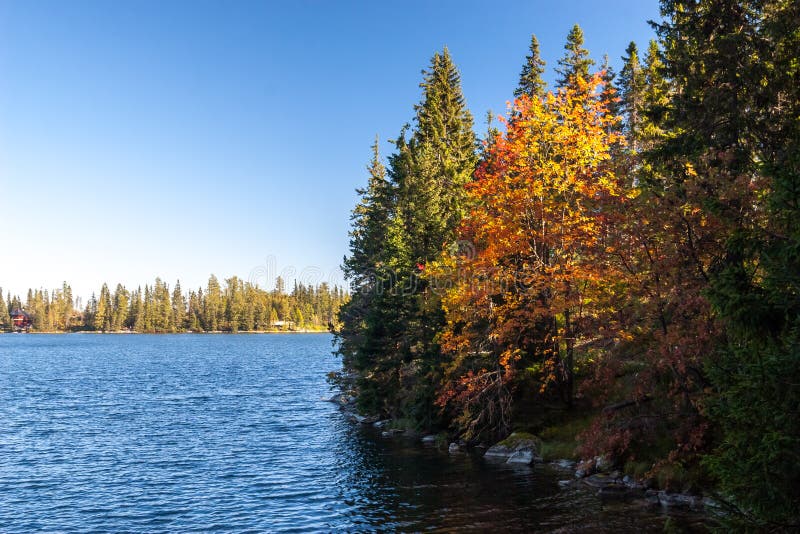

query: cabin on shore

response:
[271,320,296,331]
[11,309,32,332]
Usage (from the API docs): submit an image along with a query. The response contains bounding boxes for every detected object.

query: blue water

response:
[0,334,703,532]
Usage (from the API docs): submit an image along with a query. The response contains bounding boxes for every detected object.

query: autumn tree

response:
[433,74,623,441]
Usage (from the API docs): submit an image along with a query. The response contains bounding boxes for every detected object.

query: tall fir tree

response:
[555,24,595,90]
[514,34,546,99]
[0,289,9,329]
[172,281,186,331]
[618,41,645,148]
[338,48,477,425]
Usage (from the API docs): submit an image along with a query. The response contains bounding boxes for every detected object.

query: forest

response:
[0,276,347,333]
[336,0,799,529]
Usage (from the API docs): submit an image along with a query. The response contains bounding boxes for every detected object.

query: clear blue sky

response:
[0,0,660,300]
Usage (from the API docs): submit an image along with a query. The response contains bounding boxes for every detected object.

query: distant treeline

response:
[0,276,347,333]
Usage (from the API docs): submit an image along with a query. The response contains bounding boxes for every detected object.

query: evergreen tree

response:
[204,275,222,331]
[514,34,546,99]
[338,48,477,425]
[598,54,621,130]
[555,24,595,90]
[172,281,186,331]
[153,278,172,332]
[651,0,799,525]
[0,289,9,329]
[111,284,129,331]
[618,41,645,147]
[94,283,112,332]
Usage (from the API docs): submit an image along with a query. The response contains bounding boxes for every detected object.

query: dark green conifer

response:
[555,24,595,90]
[515,34,547,99]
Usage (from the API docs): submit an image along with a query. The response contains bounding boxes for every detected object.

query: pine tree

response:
[515,34,546,99]
[94,283,111,332]
[204,275,221,331]
[172,281,186,331]
[111,284,129,331]
[555,24,595,90]
[338,48,477,425]
[598,54,621,130]
[0,289,9,329]
[618,41,645,146]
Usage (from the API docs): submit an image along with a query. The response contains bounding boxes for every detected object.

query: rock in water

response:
[506,448,536,464]
[483,444,515,458]
[484,433,539,465]
[448,442,461,454]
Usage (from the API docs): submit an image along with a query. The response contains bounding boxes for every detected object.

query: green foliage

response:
[337,48,477,425]
[0,289,10,329]
[555,24,594,90]
[3,277,345,334]
[515,34,546,99]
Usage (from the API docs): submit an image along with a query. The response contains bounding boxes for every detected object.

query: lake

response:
[0,334,704,532]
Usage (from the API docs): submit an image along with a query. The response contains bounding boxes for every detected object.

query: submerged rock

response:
[420,435,437,444]
[448,442,462,454]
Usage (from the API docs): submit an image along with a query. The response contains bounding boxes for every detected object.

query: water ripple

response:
[0,334,703,532]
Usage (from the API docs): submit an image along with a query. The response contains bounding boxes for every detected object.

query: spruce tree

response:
[618,41,645,146]
[555,24,595,90]
[598,54,621,128]
[0,289,9,329]
[338,48,477,425]
[111,284,129,331]
[515,34,546,99]
[95,283,111,332]
[172,281,186,331]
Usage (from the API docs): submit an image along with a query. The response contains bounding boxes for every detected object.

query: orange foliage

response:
[430,74,626,440]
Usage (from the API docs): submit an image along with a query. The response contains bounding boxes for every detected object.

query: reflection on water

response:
[0,334,705,532]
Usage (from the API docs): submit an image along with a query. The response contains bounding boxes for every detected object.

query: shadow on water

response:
[329,421,709,532]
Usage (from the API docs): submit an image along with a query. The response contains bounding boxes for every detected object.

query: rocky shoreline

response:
[324,392,717,515]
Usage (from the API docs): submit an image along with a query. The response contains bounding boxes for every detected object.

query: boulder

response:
[373,420,390,429]
[421,435,437,444]
[506,448,536,465]
[448,442,462,454]
[483,444,515,459]
[484,433,539,465]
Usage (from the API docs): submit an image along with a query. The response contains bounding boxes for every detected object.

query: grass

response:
[505,412,595,461]
[497,431,538,448]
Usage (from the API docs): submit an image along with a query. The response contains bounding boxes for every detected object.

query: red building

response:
[11,309,32,332]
